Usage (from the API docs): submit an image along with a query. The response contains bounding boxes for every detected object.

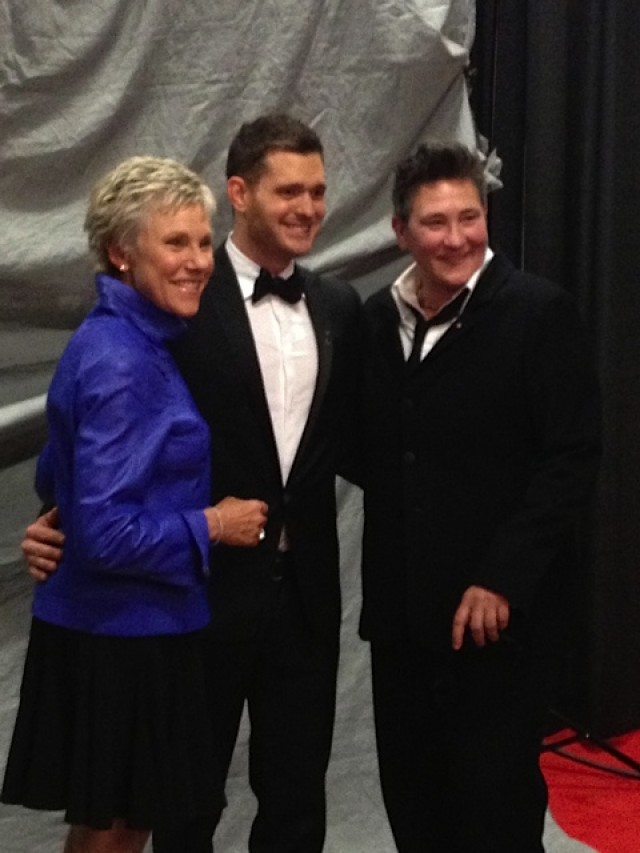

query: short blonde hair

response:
[84,155,216,273]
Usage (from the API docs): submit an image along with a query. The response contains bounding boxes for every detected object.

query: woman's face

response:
[115,203,214,318]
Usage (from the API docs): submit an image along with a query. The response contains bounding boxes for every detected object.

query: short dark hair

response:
[392,141,487,221]
[225,113,324,183]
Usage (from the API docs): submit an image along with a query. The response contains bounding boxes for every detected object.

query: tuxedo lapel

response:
[209,248,281,475]
[286,269,332,484]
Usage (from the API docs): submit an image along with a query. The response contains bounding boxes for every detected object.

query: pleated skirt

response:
[1,617,223,830]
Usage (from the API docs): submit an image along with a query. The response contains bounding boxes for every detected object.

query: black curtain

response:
[470,1,640,736]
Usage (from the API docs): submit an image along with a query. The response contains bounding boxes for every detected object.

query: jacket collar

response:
[368,250,516,374]
[96,273,187,344]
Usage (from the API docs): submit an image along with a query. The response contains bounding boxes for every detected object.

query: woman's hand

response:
[204,496,268,547]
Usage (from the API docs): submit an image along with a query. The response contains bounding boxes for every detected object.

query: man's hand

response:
[451,585,510,650]
[22,507,64,582]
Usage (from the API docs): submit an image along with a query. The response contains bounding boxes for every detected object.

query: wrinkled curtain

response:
[0,0,475,464]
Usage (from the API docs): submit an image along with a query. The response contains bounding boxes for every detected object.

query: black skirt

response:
[1,617,223,830]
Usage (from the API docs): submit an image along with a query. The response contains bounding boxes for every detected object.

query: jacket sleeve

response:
[69,349,210,586]
[35,441,54,505]
[476,289,602,610]
[335,284,366,487]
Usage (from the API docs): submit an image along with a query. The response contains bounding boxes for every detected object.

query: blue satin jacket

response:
[33,274,211,636]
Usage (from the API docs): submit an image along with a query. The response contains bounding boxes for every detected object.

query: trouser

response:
[153,565,338,853]
[371,636,548,853]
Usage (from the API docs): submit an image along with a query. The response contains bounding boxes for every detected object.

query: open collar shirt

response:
[392,247,494,361]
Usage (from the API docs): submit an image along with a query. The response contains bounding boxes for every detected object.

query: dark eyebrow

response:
[278,182,326,193]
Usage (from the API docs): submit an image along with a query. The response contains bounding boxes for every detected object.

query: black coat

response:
[359,252,601,651]
[171,245,362,644]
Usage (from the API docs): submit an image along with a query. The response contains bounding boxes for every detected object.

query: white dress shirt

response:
[225,236,318,487]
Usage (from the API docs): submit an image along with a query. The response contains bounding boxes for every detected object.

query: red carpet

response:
[541,728,640,852]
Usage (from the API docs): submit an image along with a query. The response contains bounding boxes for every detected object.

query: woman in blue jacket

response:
[1,156,267,853]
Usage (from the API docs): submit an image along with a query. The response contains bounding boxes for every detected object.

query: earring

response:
[119,264,128,272]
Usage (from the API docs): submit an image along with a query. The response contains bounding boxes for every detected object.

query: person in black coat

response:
[359,142,601,853]
[21,115,362,853]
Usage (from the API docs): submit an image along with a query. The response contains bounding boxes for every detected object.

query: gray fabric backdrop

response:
[0,2,594,849]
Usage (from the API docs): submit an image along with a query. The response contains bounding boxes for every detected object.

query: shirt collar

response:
[393,247,494,321]
[226,234,296,301]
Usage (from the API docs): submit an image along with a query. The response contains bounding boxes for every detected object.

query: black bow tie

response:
[252,268,304,305]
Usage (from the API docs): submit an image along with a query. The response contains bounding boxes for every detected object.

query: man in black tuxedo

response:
[22,115,362,852]
[359,142,601,852]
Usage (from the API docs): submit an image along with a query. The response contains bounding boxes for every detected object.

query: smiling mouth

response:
[285,222,317,238]
[440,254,477,268]
[173,279,205,290]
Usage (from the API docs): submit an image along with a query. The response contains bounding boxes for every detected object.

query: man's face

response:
[393,178,488,299]
[229,150,326,273]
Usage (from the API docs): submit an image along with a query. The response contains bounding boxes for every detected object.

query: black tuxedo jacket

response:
[171,245,362,644]
[359,252,601,651]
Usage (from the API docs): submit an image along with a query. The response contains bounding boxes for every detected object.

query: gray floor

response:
[0,463,597,852]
